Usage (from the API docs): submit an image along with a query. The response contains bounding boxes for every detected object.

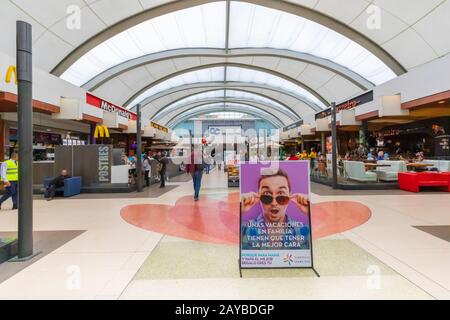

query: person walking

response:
[0,152,19,210]
[158,151,168,188]
[127,154,137,186]
[187,147,205,201]
[143,153,151,187]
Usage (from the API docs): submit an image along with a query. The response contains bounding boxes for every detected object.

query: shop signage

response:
[5,65,17,85]
[86,93,137,120]
[240,161,314,269]
[94,125,110,139]
[151,121,169,133]
[98,145,110,183]
[282,120,304,132]
[315,91,374,120]
[437,136,449,151]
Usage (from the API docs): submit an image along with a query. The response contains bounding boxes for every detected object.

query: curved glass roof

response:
[61,2,226,86]
[167,103,284,127]
[60,1,396,87]
[127,66,326,110]
[224,90,287,109]
[153,89,296,119]
[229,2,396,85]
[127,67,225,108]
[226,67,325,108]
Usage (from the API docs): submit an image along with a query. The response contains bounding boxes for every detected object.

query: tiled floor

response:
[123,235,432,300]
[0,169,448,300]
[0,231,85,284]
[414,226,450,242]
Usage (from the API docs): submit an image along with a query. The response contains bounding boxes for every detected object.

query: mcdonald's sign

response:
[5,65,17,85]
[94,125,110,139]
[86,93,137,120]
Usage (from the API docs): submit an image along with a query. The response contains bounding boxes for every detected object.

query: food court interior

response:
[0,0,449,300]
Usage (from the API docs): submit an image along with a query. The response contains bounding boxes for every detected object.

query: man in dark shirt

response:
[45,169,71,201]
[158,152,169,188]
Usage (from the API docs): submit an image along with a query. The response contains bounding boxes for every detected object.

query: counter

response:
[32,146,188,188]
[33,161,55,185]
[111,165,131,184]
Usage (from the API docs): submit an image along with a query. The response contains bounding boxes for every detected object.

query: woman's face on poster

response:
[259,176,290,223]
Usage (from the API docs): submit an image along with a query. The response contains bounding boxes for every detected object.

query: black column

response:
[136,104,143,192]
[321,132,326,155]
[359,120,368,153]
[331,102,338,189]
[16,21,34,259]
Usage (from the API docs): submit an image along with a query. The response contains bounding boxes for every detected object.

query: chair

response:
[375,160,407,182]
[311,159,319,177]
[399,172,450,193]
[43,177,82,198]
[343,161,377,182]
[318,160,328,177]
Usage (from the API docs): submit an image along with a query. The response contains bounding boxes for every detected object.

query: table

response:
[406,163,434,171]
[407,163,434,167]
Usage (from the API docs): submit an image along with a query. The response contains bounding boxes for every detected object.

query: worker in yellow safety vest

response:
[0,152,19,210]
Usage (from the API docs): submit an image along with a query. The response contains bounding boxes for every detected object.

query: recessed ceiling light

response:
[438,100,446,104]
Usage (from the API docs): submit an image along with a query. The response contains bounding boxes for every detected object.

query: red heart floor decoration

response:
[121,193,371,246]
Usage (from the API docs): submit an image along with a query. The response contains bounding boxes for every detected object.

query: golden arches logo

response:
[5,65,17,85]
[94,126,110,138]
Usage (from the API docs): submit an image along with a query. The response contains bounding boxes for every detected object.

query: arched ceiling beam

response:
[157,101,288,128]
[51,0,405,77]
[123,63,329,109]
[151,100,291,126]
[83,48,373,90]
[132,81,321,114]
[151,97,297,122]
[166,104,283,128]
[142,88,302,120]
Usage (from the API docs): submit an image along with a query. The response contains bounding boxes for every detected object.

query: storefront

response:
[371,117,449,159]
[307,86,450,188]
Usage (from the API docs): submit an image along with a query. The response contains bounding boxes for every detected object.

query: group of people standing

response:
[0,147,212,208]
[127,151,169,189]
[128,147,208,201]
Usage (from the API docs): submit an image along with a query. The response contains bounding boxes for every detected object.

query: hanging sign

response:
[283,120,304,132]
[151,121,169,133]
[316,91,374,120]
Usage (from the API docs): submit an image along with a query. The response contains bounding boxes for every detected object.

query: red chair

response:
[398,172,450,193]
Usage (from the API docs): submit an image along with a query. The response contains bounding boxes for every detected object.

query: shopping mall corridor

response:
[0,169,449,300]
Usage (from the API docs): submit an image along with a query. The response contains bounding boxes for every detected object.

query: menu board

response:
[34,132,61,144]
